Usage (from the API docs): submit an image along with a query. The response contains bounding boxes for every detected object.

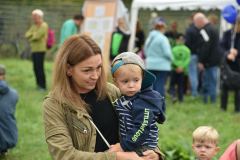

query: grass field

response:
[0,58,239,160]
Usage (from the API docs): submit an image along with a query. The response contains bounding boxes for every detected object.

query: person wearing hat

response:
[25,9,48,91]
[0,65,19,155]
[109,52,165,157]
[144,17,173,97]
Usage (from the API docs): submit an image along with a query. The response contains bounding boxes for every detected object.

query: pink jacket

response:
[219,140,240,160]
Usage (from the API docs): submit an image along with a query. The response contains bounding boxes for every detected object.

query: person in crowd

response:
[43,34,162,160]
[185,13,201,98]
[192,126,220,160]
[208,14,219,30]
[110,17,131,61]
[148,12,158,31]
[110,52,165,157]
[144,17,173,97]
[219,139,240,160]
[165,21,180,47]
[193,12,223,103]
[169,34,190,103]
[59,14,84,45]
[220,17,240,113]
[25,9,48,91]
[0,65,18,155]
[135,20,145,53]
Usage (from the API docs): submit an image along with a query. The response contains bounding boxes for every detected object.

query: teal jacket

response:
[60,19,78,44]
[172,44,191,73]
[144,30,173,71]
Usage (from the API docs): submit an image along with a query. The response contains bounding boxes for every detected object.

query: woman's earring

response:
[67,71,72,77]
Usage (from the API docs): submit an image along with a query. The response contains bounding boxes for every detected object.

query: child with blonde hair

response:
[109,52,165,157]
[192,126,220,160]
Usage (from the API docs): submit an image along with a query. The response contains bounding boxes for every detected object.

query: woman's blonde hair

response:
[52,34,107,110]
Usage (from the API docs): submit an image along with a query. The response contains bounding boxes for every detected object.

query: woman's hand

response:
[227,48,238,61]
[108,143,123,152]
[115,150,161,160]
[116,152,143,160]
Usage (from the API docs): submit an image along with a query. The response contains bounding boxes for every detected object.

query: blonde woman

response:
[43,35,162,160]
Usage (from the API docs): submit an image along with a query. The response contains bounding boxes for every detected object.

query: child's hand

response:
[175,67,183,73]
[198,63,205,71]
[108,143,123,152]
[142,150,159,160]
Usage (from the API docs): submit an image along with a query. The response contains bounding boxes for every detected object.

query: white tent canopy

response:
[129,0,239,51]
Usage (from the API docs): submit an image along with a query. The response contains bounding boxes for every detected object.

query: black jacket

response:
[197,23,224,68]
[185,23,200,54]
[220,30,240,72]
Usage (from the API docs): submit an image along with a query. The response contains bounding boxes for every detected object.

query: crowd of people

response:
[0,8,240,160]
[142,12,240,113]
[108,11,240,112]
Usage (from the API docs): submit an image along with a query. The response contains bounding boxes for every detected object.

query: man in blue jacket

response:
[0,65,18,155]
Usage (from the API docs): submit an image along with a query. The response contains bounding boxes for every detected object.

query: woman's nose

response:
[91,70,99,79]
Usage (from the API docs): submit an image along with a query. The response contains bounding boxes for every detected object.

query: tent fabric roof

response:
[132,0,238,10]
[128,0,239,51]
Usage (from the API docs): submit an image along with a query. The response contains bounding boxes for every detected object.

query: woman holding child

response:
[43,35,162,160]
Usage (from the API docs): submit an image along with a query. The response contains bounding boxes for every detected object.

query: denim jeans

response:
[188,54,198,97]
[149,70,169,97]
[202,66,218,103]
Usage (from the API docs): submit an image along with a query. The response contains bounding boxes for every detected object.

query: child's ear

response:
[192,144,195,150]
[215,146,220,153]
[192,144,197,155]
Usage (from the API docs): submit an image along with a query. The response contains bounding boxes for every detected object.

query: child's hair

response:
[192,126,219,145]
[112,63,143,78]
[176,33,184,40]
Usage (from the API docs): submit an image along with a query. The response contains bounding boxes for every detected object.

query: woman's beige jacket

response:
[43,83,120,160]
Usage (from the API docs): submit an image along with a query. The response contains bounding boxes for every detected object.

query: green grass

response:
[0,58,239,160]
[0,58,52,160]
